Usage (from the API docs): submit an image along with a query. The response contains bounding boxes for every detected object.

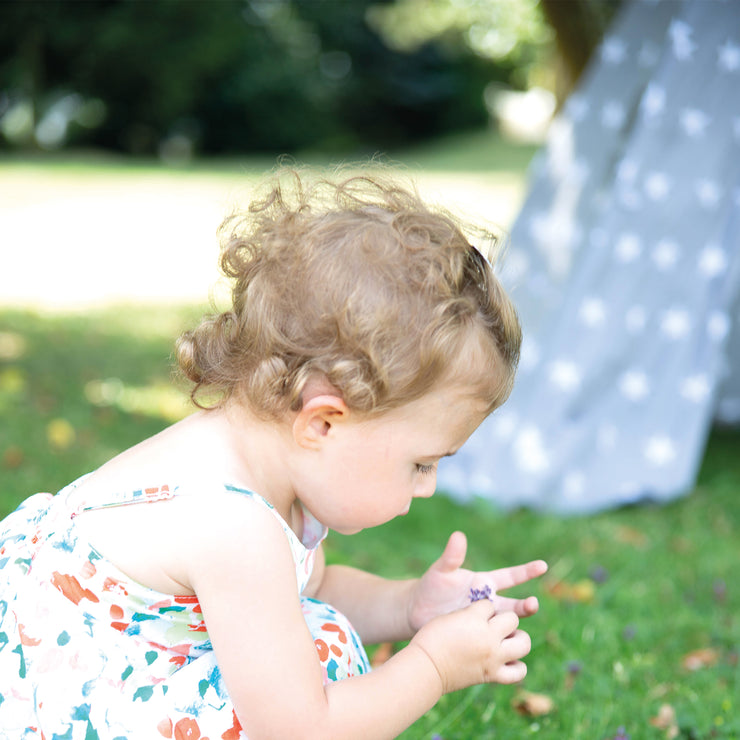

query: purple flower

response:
[469,585,493,602]
[622,624,637,641]
[611,727,630,740]
[566,660,583,675]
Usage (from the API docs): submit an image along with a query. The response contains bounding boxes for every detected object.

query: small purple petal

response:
[469,585,493,602]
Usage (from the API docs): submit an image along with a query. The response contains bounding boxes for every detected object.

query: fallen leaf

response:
[2,445,24,469]
[650,703,678,739]
[614,525,648,548]
[681,647,720,671]
[512,690,555,717]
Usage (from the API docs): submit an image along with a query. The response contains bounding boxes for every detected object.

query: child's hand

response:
[407,531,547,633]
[410,600,531,693]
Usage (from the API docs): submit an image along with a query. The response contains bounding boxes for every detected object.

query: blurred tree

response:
[0,0,562,155]
[540,0,619,100]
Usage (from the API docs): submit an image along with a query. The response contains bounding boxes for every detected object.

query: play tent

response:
[438,0,740,513]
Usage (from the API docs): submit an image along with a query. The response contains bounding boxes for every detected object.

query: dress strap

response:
[223,484,328,551]
[70,484,176,517]
[65,475,327,553]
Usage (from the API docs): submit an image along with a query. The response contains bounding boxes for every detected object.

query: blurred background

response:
[0,0,596,308]
[1,1,737,738]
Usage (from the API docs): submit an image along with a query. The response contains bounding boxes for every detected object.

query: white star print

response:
[644,435,678,466]
[615,233,643,262]
[695,179,722,209]
[514,426,550,474]
[660,308,691,339]
[679,108,711,137]
[718,39,740,72]
[652,239,679,270]
[642,83,666,118]
[644,172,671,201]
[579,297,607,327]
[669,19,696,61]
[680,374,711,403]
[698,244,728,278]
[601,36,628,64]
[618,370,650,401]
[548,360,582,392]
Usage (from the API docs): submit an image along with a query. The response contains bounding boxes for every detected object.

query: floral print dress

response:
[0,478,370,739]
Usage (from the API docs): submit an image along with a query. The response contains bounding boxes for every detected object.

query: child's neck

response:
[211,402,303,535]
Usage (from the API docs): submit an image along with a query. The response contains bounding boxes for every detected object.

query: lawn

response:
[0,138,738,739]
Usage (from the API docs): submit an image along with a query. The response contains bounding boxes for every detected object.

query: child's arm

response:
[187,499,532,740]
[313,531,547,644]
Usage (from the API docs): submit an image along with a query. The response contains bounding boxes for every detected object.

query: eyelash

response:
[416,463,436,476]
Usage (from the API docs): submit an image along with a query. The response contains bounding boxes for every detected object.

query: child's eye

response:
[415,463,436,476]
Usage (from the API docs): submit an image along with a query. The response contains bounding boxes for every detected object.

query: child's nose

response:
[414,474,437,499]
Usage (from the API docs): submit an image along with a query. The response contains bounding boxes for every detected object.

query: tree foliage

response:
[0,0,552,155]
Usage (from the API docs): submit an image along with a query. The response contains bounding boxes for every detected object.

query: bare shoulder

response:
[74,484,292,596]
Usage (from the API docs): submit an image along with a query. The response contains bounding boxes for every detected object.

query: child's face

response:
[295,384,489,535]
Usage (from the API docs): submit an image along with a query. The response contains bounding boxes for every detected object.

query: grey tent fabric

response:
[438,0,740,513]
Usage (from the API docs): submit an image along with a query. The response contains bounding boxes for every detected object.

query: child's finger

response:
[433,531,468,574]
[493,595,540,617]
[502,629,532,661]
[487,559,548,590]
[487,610,519,639]
[466,595,497,620]
[492,660,528,685]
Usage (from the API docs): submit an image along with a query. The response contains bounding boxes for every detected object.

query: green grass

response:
[1,304,737,740]
[0,127,538,175]
[0,137,736,738]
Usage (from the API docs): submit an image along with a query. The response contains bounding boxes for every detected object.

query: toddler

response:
[0,169,547,739]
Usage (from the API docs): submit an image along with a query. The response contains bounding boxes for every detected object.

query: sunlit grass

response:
[0,129,537,310]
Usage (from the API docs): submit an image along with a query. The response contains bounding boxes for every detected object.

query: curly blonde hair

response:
[176,168,521,419]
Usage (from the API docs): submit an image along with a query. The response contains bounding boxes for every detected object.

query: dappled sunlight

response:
[0,160,528,311]
[84,377,189,422]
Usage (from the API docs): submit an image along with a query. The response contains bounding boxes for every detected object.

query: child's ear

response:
[293,395,349,450]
